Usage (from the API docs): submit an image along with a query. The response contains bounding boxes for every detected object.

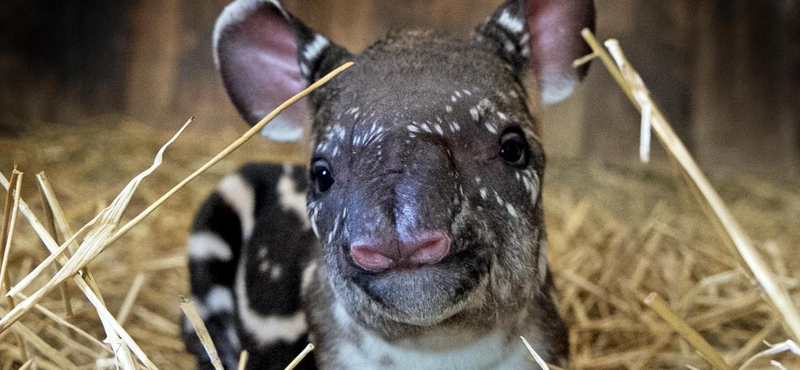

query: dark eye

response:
[310,160,334,193]
[498,130,530,168]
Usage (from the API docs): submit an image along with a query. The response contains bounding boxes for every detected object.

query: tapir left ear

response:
[475,0,595,105]
[213,0,352,141]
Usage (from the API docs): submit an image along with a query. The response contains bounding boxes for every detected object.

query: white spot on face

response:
[309,205,320,238]
[470,108,479,122]
[451,96,457,103]
[235,255,307,345]
[218,173,255,240]
[485,122,498,134]
[188,232,233,261]
[480,188,488,200]
[497,9,525,34]
[421,122,432,133]
[494,192,505,206]
[474,176,482,184]
[445,105,453,113]
[327,215,340,244]
[497,112,508,121]
[505,203,518,218]
[434,124,444,135]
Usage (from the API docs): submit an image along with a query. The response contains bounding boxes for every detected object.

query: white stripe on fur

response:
[235,253,307,345]
[188,231,233,261]
[218,173,256,241]
[278,164,310,228]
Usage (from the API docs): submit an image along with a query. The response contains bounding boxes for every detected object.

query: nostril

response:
[406,232,450,265]
[350,244,395,272]
[349,231,451,272]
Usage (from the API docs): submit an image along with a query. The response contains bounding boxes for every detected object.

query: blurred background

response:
[1,0,799,178]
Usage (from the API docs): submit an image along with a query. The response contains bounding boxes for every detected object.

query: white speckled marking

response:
[270,264,283,280]
[505,203,518,217]
[470,108,479,121]
[235,255,307,345]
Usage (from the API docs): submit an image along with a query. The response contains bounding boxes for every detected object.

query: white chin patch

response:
[259,116,303,142]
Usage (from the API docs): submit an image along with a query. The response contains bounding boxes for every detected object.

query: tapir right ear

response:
[213,0,352,141]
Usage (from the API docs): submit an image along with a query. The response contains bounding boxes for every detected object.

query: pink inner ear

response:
[217,2,308,141]
[527,0,593,104]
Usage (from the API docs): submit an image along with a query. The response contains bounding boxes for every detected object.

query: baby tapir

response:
[182,0,594,369]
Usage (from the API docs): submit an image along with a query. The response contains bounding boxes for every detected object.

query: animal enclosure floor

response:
[0,118,798,370]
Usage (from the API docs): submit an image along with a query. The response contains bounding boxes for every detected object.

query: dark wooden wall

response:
[1,0,799,177]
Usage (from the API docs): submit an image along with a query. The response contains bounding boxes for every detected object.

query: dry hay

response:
[1,117,798,370]
[0,46,799,370]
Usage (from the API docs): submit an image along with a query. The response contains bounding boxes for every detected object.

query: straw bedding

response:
[0,117,798,369]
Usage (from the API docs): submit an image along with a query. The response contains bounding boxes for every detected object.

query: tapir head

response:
[214,0,594,328]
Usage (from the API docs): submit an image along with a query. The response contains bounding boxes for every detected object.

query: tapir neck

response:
[305,263,556,370]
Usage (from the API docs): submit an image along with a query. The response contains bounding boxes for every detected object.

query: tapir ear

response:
[475,0,595,105]
[213,0,352,141]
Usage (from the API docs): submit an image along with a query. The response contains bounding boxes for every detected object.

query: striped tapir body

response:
[182,0,594,369]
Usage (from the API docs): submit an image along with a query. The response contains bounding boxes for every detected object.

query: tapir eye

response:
[310,160,334,193]
[498,129,531,168]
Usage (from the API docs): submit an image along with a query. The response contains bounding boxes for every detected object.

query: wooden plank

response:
[125,0,182,121]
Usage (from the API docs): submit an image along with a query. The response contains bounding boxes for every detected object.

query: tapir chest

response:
[308,298,545,370]
[328,327,536,370]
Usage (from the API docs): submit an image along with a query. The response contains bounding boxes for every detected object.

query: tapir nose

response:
[349,231,451,272]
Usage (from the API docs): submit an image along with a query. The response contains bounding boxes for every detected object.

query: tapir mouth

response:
[344,236,489,323]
